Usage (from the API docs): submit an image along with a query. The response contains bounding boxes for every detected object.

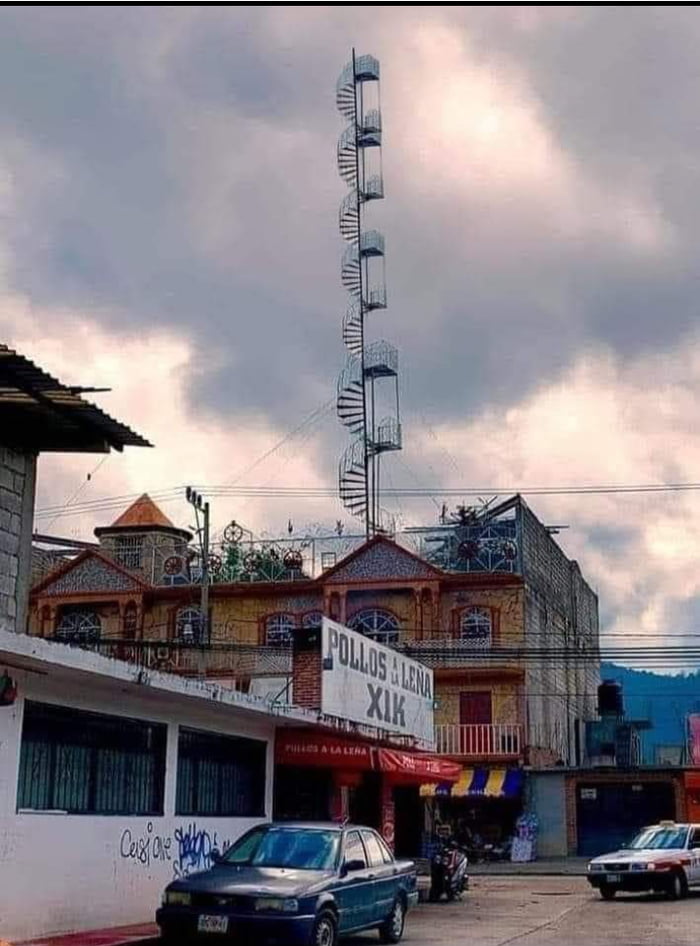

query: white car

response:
[587,822,700,900]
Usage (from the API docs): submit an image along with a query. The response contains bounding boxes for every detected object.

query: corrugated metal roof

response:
[0,345,151,451]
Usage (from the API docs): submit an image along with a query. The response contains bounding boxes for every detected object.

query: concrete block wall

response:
[0,446,36,635]
[519,502,600,764]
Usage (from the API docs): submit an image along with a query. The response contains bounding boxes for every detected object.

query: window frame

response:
[114,534,144,570]
[175,726,267,818]
[361,829,388,868]
[16,700,166,816]
[54,608,102,644]
[264,612,297,646]
[342,829,368,869]
[458,606,494,648]
[348,608,400,644]
[175,606,206,644]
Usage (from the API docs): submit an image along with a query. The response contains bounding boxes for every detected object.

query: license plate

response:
[198,915,229,934]
[605,873,621,884]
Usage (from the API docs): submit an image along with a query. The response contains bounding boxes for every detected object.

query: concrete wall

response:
[0,667,275,941]
[520,503,600,765]
[526,772,568,857]
[0,446,36,635]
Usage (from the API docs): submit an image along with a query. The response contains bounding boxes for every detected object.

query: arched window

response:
[265,613,296,646]
[55,609,102,644]
[123,602,138,637]
[176,607,206,643]
[302,611,324,630]
[349,609,400,644]
[460,607,492,647]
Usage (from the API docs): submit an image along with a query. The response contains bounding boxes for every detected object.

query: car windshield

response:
[626,827,688,850]
[221,827,340,870]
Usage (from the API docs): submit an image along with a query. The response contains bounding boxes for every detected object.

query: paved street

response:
[351,876,700,946]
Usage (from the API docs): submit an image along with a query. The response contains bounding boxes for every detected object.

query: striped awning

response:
[420,767,523,799]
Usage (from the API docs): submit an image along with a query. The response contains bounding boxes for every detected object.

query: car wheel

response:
[667,870,688,901]
[599,884,616,901]
[379,898,406,945]
[311,910,338,946]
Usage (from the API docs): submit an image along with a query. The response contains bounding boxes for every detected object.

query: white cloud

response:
[415,337,700,654]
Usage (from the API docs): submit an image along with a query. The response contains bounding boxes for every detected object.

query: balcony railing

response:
[397,639,524,670]
[51,638,292,679]
[435,723,522,758]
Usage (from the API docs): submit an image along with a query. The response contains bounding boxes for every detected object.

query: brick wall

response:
[292,649,322,709]
[0,446,36,635]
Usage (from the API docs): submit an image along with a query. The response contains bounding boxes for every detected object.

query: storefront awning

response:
[420,767,524,799]
[377,748,461,783]
[276,731,373,770]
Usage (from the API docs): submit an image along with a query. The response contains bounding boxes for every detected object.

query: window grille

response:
[17,701,166,815]
[175,727,266,817]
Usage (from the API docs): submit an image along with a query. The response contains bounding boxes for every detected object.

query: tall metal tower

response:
[336,51,402,539]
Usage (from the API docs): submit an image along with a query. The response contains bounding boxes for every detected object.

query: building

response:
[0,627,331,941]
[28,493,601,853]
[0,343,150,638]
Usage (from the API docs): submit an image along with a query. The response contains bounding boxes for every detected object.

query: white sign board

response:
[321,617,435,748]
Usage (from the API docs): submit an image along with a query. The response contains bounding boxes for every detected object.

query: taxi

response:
[587,821,700,900]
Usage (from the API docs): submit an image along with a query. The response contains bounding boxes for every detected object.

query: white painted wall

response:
[0,666,275,941]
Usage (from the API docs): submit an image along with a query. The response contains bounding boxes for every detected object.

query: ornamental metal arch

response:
[265,613,297,647]
[459,606,492,647]
[348,607,400,644]
[55,609,102,644]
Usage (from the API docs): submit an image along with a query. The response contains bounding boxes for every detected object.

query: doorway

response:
[460,691,493,725]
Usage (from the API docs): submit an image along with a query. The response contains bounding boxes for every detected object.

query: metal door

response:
[576,781,676,857]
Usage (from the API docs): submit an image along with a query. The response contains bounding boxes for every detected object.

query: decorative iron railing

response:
[435,723,522,758]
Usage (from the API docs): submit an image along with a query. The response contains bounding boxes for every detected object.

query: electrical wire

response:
[33,478,700,520]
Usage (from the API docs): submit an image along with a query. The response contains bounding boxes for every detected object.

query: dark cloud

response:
[4,7,700,473]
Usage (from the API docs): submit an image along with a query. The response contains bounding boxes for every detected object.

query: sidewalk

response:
[13,924,159,946]
[468,857,588,876]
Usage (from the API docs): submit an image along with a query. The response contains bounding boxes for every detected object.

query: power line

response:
[33,478,700,519]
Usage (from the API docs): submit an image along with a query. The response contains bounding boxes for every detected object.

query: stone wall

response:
[0,446,36,634]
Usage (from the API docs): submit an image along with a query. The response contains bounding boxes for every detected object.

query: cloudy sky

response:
[3,6,700,660]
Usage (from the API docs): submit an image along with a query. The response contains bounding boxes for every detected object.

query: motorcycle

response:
[428,840,469,902]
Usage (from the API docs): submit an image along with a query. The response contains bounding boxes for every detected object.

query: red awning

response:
[685,771,700,790]
[377,748,461,783]
[276,731,373,770]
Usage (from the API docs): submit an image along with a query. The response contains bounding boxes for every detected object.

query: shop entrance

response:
[349,771,382,830]
[274,765,332,821]
[394,785,423,858]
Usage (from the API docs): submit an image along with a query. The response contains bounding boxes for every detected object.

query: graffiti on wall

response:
[120,822,173,868]
[119,822,233,878]
[173,822,231,878]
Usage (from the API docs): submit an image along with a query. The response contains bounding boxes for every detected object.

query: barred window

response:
[176,606,206,643]
[302,611,324,630]
[123,602,138,636]
[115,535,144,570]
[459,607,492,647]
[55,609,101,644]
[348,608,399,644]
[265,613,296,646]
[176,728,266,817]
[17,701,166,815]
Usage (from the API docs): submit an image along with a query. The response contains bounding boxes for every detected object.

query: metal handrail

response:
[435,723,522,757]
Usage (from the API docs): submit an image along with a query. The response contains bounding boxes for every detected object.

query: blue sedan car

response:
[157,822,418,946]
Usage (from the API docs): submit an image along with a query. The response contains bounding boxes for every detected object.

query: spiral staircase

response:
[336,52,402,537]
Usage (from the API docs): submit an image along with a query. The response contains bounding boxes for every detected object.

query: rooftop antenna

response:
[336,50,402,540]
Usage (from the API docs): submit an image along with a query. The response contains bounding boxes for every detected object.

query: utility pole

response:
[186,487,210,676]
